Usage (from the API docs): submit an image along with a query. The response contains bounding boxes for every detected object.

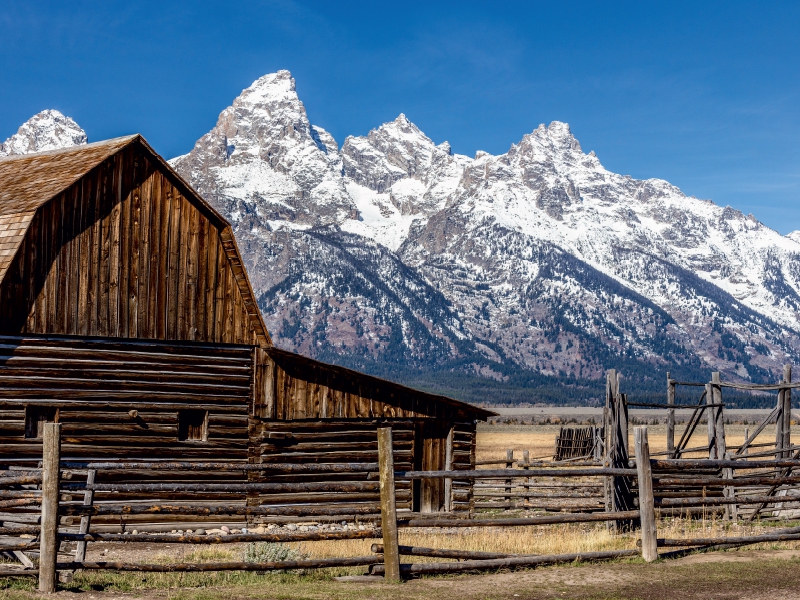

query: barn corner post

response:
[633,427,657,562]
[377,426,401,582]
[39,422,62,593]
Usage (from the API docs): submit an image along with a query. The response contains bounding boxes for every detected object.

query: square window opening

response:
[178,410,208,442]
[24,406,58,439]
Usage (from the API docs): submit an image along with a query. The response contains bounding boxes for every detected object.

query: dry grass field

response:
[476,422,780,462]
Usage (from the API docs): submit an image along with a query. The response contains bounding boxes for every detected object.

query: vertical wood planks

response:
[666,372,675,459]
[444,426,454,512]
[0,145,263,347]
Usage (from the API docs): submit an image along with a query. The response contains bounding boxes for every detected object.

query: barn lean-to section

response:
[0,136,493,532]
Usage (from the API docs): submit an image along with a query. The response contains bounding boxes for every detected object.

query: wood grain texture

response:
[0,140,269,346]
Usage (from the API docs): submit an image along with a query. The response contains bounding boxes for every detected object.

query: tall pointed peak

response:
[0,109,87,156]
[236,70,299,106]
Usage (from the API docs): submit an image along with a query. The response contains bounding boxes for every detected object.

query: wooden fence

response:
[6,421,800,589]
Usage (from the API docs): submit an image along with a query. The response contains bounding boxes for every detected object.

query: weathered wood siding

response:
[0,144,264,345]
[412,420,475,514]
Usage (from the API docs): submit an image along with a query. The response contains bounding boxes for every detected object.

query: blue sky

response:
[2,1,799,232]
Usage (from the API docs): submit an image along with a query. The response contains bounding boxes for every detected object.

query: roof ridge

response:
[0,134,139,163]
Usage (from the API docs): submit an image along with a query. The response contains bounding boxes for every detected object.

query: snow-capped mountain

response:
[15,72,800,402]
[172,71,800,398]
[0,110,86,156]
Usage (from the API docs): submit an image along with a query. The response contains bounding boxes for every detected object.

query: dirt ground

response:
[5,550,800,600]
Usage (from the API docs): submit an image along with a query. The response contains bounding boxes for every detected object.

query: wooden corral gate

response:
[553,427,602,461]
[0,137,494,540]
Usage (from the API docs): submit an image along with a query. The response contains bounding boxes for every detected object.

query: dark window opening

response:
[24,406,58,439]
[178,410,208,442]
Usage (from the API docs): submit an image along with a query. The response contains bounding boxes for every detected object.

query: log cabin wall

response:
[250,419,475,518]
[0,334,253,531]
[248,348,483,515]
[0,140,268,346]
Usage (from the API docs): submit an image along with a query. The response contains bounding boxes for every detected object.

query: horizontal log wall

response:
[0,335,252,460]
[251,420,475,516]
[0,143,263,345]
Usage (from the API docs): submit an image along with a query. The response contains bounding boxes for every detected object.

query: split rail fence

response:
[7,422,800,589]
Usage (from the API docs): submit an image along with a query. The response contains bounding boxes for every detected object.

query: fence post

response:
[605,370,634,531]
[377,427,400,582]
[633,427,657,562]
[504,449,513,506]
[444,426,454,513]
[39,422,61,593]
[521,450,530,506]
[666,372,675,459]
[723,451,737,521]
[712,372,726,460]
[780,364,792,459]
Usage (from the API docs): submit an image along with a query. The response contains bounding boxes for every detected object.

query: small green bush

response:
[243,542,308,565]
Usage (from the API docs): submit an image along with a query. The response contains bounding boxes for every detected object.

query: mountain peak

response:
[0,109,87,156]
[237,70,298,107]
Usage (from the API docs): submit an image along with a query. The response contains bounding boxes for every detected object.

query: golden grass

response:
[270,519,800,563]
[476,423,780,462]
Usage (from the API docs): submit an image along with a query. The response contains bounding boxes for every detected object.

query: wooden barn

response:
[0,135,493,529]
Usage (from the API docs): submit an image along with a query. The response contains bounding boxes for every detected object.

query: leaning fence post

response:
[712,372,726,459]
[39,422,62,593]
[780,364,792,459]
[633,426,657,562]
[723,451,737,521]
[74,469,96,563]
[444,427,454,513]
[377,427,400,582]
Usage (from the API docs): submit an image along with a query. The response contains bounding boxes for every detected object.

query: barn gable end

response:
[0,136,270,346]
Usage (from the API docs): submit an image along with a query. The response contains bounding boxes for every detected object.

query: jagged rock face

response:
[171,71,356,230]
[18,73,800,393]
[0,110,86,156]
[171,74,800,385]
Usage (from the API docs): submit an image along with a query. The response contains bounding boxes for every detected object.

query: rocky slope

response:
[11,73,800,403]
